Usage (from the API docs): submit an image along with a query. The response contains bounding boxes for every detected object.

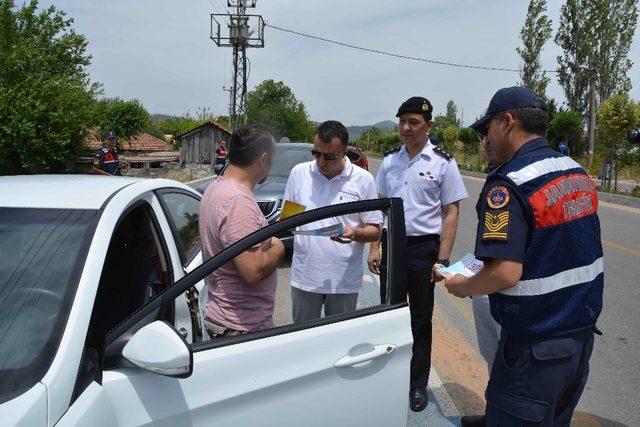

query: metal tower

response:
[211,1,265,131]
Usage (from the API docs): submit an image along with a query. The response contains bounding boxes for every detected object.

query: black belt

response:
[406,234,440,243]
[381,229,440,243]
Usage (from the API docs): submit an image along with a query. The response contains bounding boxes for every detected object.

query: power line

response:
[265,23,559,74]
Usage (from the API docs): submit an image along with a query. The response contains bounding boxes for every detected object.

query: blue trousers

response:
[485,328,595,426]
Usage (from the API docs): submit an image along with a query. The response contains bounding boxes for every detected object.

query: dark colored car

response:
[197,143,370,247]
[346,146,369,171]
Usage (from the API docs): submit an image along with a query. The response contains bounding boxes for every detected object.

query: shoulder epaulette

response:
[432,145,452,161]
[384,146,401,157]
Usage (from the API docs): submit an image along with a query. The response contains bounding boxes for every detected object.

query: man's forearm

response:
[439,203,460,260]
[353,225,382,243]
[460,259,522,296]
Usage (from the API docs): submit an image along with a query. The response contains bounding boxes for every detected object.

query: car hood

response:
[253,176,287,200]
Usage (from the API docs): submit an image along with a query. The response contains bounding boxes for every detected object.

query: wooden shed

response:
[179,120,231,165]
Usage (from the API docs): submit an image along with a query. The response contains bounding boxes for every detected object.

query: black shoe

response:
[409,386,428,412]
[461,415,486,426]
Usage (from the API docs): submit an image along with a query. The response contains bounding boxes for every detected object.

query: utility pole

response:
[211,1,265,132]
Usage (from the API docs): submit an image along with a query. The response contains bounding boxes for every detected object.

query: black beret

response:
[396,97,433,120]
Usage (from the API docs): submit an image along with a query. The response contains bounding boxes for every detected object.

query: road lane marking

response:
[432,304,490,416]
[602,239,640,257]
[428,366,460,418]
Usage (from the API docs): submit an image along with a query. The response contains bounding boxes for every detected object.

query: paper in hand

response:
[279,200,306,220]
[435,253,484,279]
[292,223,345,238]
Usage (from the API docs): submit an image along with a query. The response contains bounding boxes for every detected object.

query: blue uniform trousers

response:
[485,328,595,426]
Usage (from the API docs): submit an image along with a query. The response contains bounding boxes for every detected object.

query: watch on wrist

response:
[437,258,450,268]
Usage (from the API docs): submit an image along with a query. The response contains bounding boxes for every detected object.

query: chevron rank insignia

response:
[483,209,510,240]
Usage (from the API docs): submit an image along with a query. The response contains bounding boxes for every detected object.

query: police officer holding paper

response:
[444,87,604,426]
[368,96,468,412]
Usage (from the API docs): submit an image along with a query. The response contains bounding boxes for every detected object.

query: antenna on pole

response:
[211,1,265,132]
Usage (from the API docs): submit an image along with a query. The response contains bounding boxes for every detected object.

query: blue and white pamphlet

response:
[435,253,484,279]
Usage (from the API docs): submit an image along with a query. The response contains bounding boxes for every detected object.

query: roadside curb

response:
[186,175,215,186]
[459,170,640,209]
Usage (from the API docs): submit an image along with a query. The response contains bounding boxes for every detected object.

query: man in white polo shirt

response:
[284,120,383,323]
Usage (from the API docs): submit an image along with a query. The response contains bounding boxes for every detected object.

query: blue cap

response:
[470,86,547,134]
[104,130,116,139]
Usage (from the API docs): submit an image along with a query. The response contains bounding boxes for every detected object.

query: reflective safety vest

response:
[489,150,604,338]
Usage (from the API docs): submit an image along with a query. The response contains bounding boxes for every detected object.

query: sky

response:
[40,0,640,127]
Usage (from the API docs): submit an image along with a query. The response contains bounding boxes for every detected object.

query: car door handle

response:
[333,344,396,368]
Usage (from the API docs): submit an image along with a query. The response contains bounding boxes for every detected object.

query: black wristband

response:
[437,258,450,267]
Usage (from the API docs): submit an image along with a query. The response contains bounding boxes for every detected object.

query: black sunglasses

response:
[311,149,342,161]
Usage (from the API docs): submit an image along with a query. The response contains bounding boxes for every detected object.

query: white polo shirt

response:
[283,158,383,294]
[375,140,468,236]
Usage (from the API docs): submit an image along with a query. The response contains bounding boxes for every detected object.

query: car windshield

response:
[268,145,313,177]
[0,208,98,404]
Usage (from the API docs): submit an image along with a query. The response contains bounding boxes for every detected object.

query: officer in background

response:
[368,96,468,412]
[444,87,604,426]
[93,130,121,176]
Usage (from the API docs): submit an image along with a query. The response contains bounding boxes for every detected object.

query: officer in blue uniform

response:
[369,96,468,412]
[444,87,604,426]
[93,130,121,176]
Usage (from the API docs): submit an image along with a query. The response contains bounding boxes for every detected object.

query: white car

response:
[0,175,412,427]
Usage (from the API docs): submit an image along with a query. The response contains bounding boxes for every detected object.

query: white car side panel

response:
[0,383,46,427]
[55,382,117,427]
[40,180,201,427]
[102,307,411,427]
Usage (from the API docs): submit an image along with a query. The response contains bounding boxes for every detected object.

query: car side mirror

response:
[122,320,193,378]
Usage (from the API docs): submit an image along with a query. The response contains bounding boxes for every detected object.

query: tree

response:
[555,0,593,116]
[517,0,553,98]
[546,110,584,155]
[247,80,314,141]
[458,127,479,164]
[597,93,640,189]
[446,100,459,126]
[442,125,459,152]
[588,0,638,103]
[95,98,150,145]
[432,114,457,135]
[556,0,638,115]
[0,0,100,174]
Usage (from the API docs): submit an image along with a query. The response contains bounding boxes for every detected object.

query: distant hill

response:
[151,113,178,122]
[347,120,396,140]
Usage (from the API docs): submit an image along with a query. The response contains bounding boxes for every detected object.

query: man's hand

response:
[444,274,469,298]
[368,249,381,275]
[340,225,357,240]
[431,264,445,283]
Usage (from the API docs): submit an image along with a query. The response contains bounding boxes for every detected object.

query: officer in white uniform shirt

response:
[368,97,468,412]
[284,120,383,324]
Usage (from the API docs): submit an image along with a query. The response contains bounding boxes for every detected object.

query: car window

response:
[346,150,361,162]
[195,202,394,347]
[159,192,201,265]
[0,208,98,404]
[268,145,313,177]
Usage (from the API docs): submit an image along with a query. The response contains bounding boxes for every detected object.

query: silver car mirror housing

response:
[122,320,193,378]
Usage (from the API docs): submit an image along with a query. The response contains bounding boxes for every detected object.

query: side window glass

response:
[197,207,391,343]
[346,151,361,162]
[159,192,201,265]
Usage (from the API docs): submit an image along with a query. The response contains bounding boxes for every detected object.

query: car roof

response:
[0,175,144,210]
[276,142,313,148]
